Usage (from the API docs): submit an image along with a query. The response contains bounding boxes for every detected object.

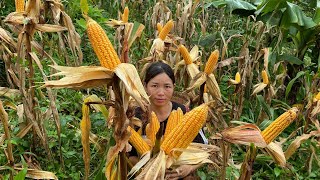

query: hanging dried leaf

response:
[43,65,113,89]
[221,124,267,148]
[114,63,149,111]
[265,142,286,167]
[285,131,319,160]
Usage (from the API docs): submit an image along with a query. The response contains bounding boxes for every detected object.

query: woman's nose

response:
[156,88,165,95]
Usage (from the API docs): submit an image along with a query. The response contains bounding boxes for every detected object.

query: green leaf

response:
[281,2,316,29]
[206,0,256,12]
[285,71,305,100]
[80,0,89,15]
[256,0,289,16]
[274,167,281,177]
[14,168,27,180]
[256,95,271,119]
[278,54,304,65]
[312,0,320,23]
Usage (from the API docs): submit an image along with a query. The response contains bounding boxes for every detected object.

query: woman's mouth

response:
[155,98,166,103]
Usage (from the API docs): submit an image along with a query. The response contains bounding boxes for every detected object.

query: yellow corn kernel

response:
[86,18,121,70]
[122,7,129,23]
[157,23,163,33]
[15,0,24,12]
[161,104,208,157]
[163,108,183,141]
[159,20,174,40]
[204,50,219,74]
[261,108,297,144]
[145,112,160,146]
[178,45,193,65]
[315,92,320,101]
[128,126,150,155]
[262,70,269,85]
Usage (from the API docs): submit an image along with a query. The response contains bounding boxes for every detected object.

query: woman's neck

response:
[150,101,172,122]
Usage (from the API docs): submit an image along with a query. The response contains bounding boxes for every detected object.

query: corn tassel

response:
[157,23,163,33]
[262,70,269,85]
[235,72,241,83]
[145,112,160,146]
[159,20,174,40]
[86,18,121,70]
[204,50,219,74]
[122,7,129,23]
[163,108,183,141]
[178,45,193,65]
[161,104,208,157]
[128,126,150,155]
[261,108,297,144]
[15,0,24,12]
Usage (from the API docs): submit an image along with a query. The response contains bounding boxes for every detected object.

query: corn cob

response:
[163,108,183,141]
[159,20,174,40]
[204,50,219,74]
[86,18,121,70]
[261,108,297,144]
[15,0,24,12]
[145,112,160,146]
[122,7,129,23]
[178,45,193,65]
[262,70,269,85]
[157,23,163,33]
[161,104,208,157]
[128,126,150,155]
[235,72,241,83]
[315,92,320,101]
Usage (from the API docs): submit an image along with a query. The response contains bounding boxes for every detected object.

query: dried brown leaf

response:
[43,65,113,89]
[265,142,286,167]
[35,24,68,32]
[221,124,267,148]
[285,131,319,160]
[115,63,149,111]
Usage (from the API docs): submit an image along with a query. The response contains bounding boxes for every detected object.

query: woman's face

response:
[146,72,174,107]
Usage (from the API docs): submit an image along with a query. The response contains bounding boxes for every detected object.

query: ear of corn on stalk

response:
[161,104,208,157]
[315,92,320,101]
[204,50,219,74]
[262,70,269,85]
[128,126,150,155]
[145,112,160,146]
[163,108,183,141]
[235,72,241,83]
[86,18,121,70]
[15,0,24,12]
[159,20,174,40]
[81,104,91,180]
[157,23,163,33]
[261,108,298,144]
[122,7,129,23]
[178,45,193,65]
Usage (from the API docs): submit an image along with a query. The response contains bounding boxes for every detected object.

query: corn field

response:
[0,0,320,179]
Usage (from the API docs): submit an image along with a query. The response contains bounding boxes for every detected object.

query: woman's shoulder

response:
[171,101,187,114]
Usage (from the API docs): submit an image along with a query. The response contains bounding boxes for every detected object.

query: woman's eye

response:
[151,85,157,88]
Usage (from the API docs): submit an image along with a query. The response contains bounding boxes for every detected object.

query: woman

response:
[129,61,207,179]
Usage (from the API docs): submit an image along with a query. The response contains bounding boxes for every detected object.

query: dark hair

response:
[144,61,175,84]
